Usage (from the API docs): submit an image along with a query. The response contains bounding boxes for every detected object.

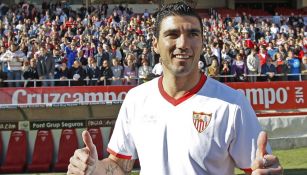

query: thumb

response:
[256,131,268,158]
[82,130,97,157]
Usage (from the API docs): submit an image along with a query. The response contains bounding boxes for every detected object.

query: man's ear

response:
[152,36,159,54]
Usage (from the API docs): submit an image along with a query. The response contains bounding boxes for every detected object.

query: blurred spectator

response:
[36,47,55,86]
[258,45,269,68]
[124,54,138,85]
[69,60,86,86]
[76,50,87,68]
[99,60,113,86]
[261,57,277,82]
[138,59,153,84]
[152,59,163,76]
[94,45,109,67]
[85,57,100,86]
[203,47,216,68]
[65,43,77,69]
[111,58,123,85]
[0,43,27,87]
[207,59,219,80]
[267,42,277,58]
[231,54,247,82]
[274,52,288,81]
[247,49,261,82]
[272,12,281,26]
[23,58,39,87]
[220,60,231,82]
[0,63,7,87]
[110,44,122,62]
[53,48,64,71]
[55,61,69,86]
[286,50,301,81]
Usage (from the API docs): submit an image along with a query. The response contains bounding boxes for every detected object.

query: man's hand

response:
[251,131,283,175]
[67,130,98,175]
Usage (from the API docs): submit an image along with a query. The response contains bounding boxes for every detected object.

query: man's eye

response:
[191,32,200,37]
[166,33,177,37]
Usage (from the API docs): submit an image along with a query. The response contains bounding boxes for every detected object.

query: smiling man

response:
[67,2,283,175]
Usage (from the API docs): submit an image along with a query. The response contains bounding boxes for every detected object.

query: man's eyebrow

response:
[189,28,201,33]
[162,28,201,35]
[162,29,179,35]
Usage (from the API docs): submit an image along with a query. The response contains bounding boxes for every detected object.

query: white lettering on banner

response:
[238,87,289,109]
[72,93,83,102]
[11,90,128,104]
[46,122,61,128]
[84,93,104,101]
[12,89,26,104]
[105,92,116,102]
[295,87,304,104]
[50,93,61,103]
[60,93,71,102]
[118,92,126,101]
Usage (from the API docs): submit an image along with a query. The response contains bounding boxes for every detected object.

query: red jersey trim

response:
[158,74,207,106]
[107,148,132,160]
[241,168,252,173]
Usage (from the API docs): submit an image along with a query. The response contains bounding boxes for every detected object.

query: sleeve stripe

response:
[107,148,132,160]
[241,168,252,173]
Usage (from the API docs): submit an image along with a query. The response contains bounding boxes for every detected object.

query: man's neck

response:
[162,71,201,100]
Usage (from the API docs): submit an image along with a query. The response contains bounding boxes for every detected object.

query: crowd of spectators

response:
[0,1,306,87]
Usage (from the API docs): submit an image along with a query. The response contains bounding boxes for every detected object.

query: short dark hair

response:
[154,1,203,39]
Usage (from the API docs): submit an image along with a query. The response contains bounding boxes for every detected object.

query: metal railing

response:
[1,73,305,87]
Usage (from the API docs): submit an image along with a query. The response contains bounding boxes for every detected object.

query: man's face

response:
[153,15,203,77]
[10,44,17,52]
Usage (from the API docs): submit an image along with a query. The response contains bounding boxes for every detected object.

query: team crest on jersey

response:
[192,112,212,133]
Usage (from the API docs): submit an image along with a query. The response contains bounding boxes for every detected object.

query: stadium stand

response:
[54,128,78,172]
[0,130,27,173]
[88,127,104,160]
[27,130,54,172]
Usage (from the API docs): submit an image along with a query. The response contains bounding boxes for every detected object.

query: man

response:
[261,56,277,82]
[36,47,55,86]
[247,49,261,82]
[0,43,27,87]
[68,2,282,175]
[94,45,109,67]
[23,58,39,87]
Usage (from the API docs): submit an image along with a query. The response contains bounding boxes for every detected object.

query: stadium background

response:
[0,0,306,174]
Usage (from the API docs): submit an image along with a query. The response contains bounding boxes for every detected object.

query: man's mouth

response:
[173,54,191,59]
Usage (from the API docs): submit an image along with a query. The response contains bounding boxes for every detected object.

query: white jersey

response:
[108,74,269,175]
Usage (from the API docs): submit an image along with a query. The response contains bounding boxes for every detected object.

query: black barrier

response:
[0,119,117,131]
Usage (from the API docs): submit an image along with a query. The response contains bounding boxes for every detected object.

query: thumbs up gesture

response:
[67,130,98,175]
[251,132,283,175]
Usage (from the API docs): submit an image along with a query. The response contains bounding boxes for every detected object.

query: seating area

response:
[0,128,106,173]
[27,130,54,172]
[275,7,307,16]
[0,130,27,173]
[214,7,271,18]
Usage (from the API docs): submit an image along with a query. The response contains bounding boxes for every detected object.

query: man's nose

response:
[176,34,189,50]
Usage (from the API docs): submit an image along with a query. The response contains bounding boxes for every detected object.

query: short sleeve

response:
[107,92,138,160]
[229,93,271,170]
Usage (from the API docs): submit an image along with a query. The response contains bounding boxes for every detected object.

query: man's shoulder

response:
[126,77,159,98]
[202,77,245,105]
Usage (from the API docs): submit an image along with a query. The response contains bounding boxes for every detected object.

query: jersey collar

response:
[158,74,207,106]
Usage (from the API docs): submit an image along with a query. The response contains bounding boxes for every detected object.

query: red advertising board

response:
[0,86,134,106]
[226,81,306,110]
[0,81,306,110]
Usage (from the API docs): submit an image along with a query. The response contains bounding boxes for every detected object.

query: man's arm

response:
[67,130,135,175]
[93,155,135,175]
